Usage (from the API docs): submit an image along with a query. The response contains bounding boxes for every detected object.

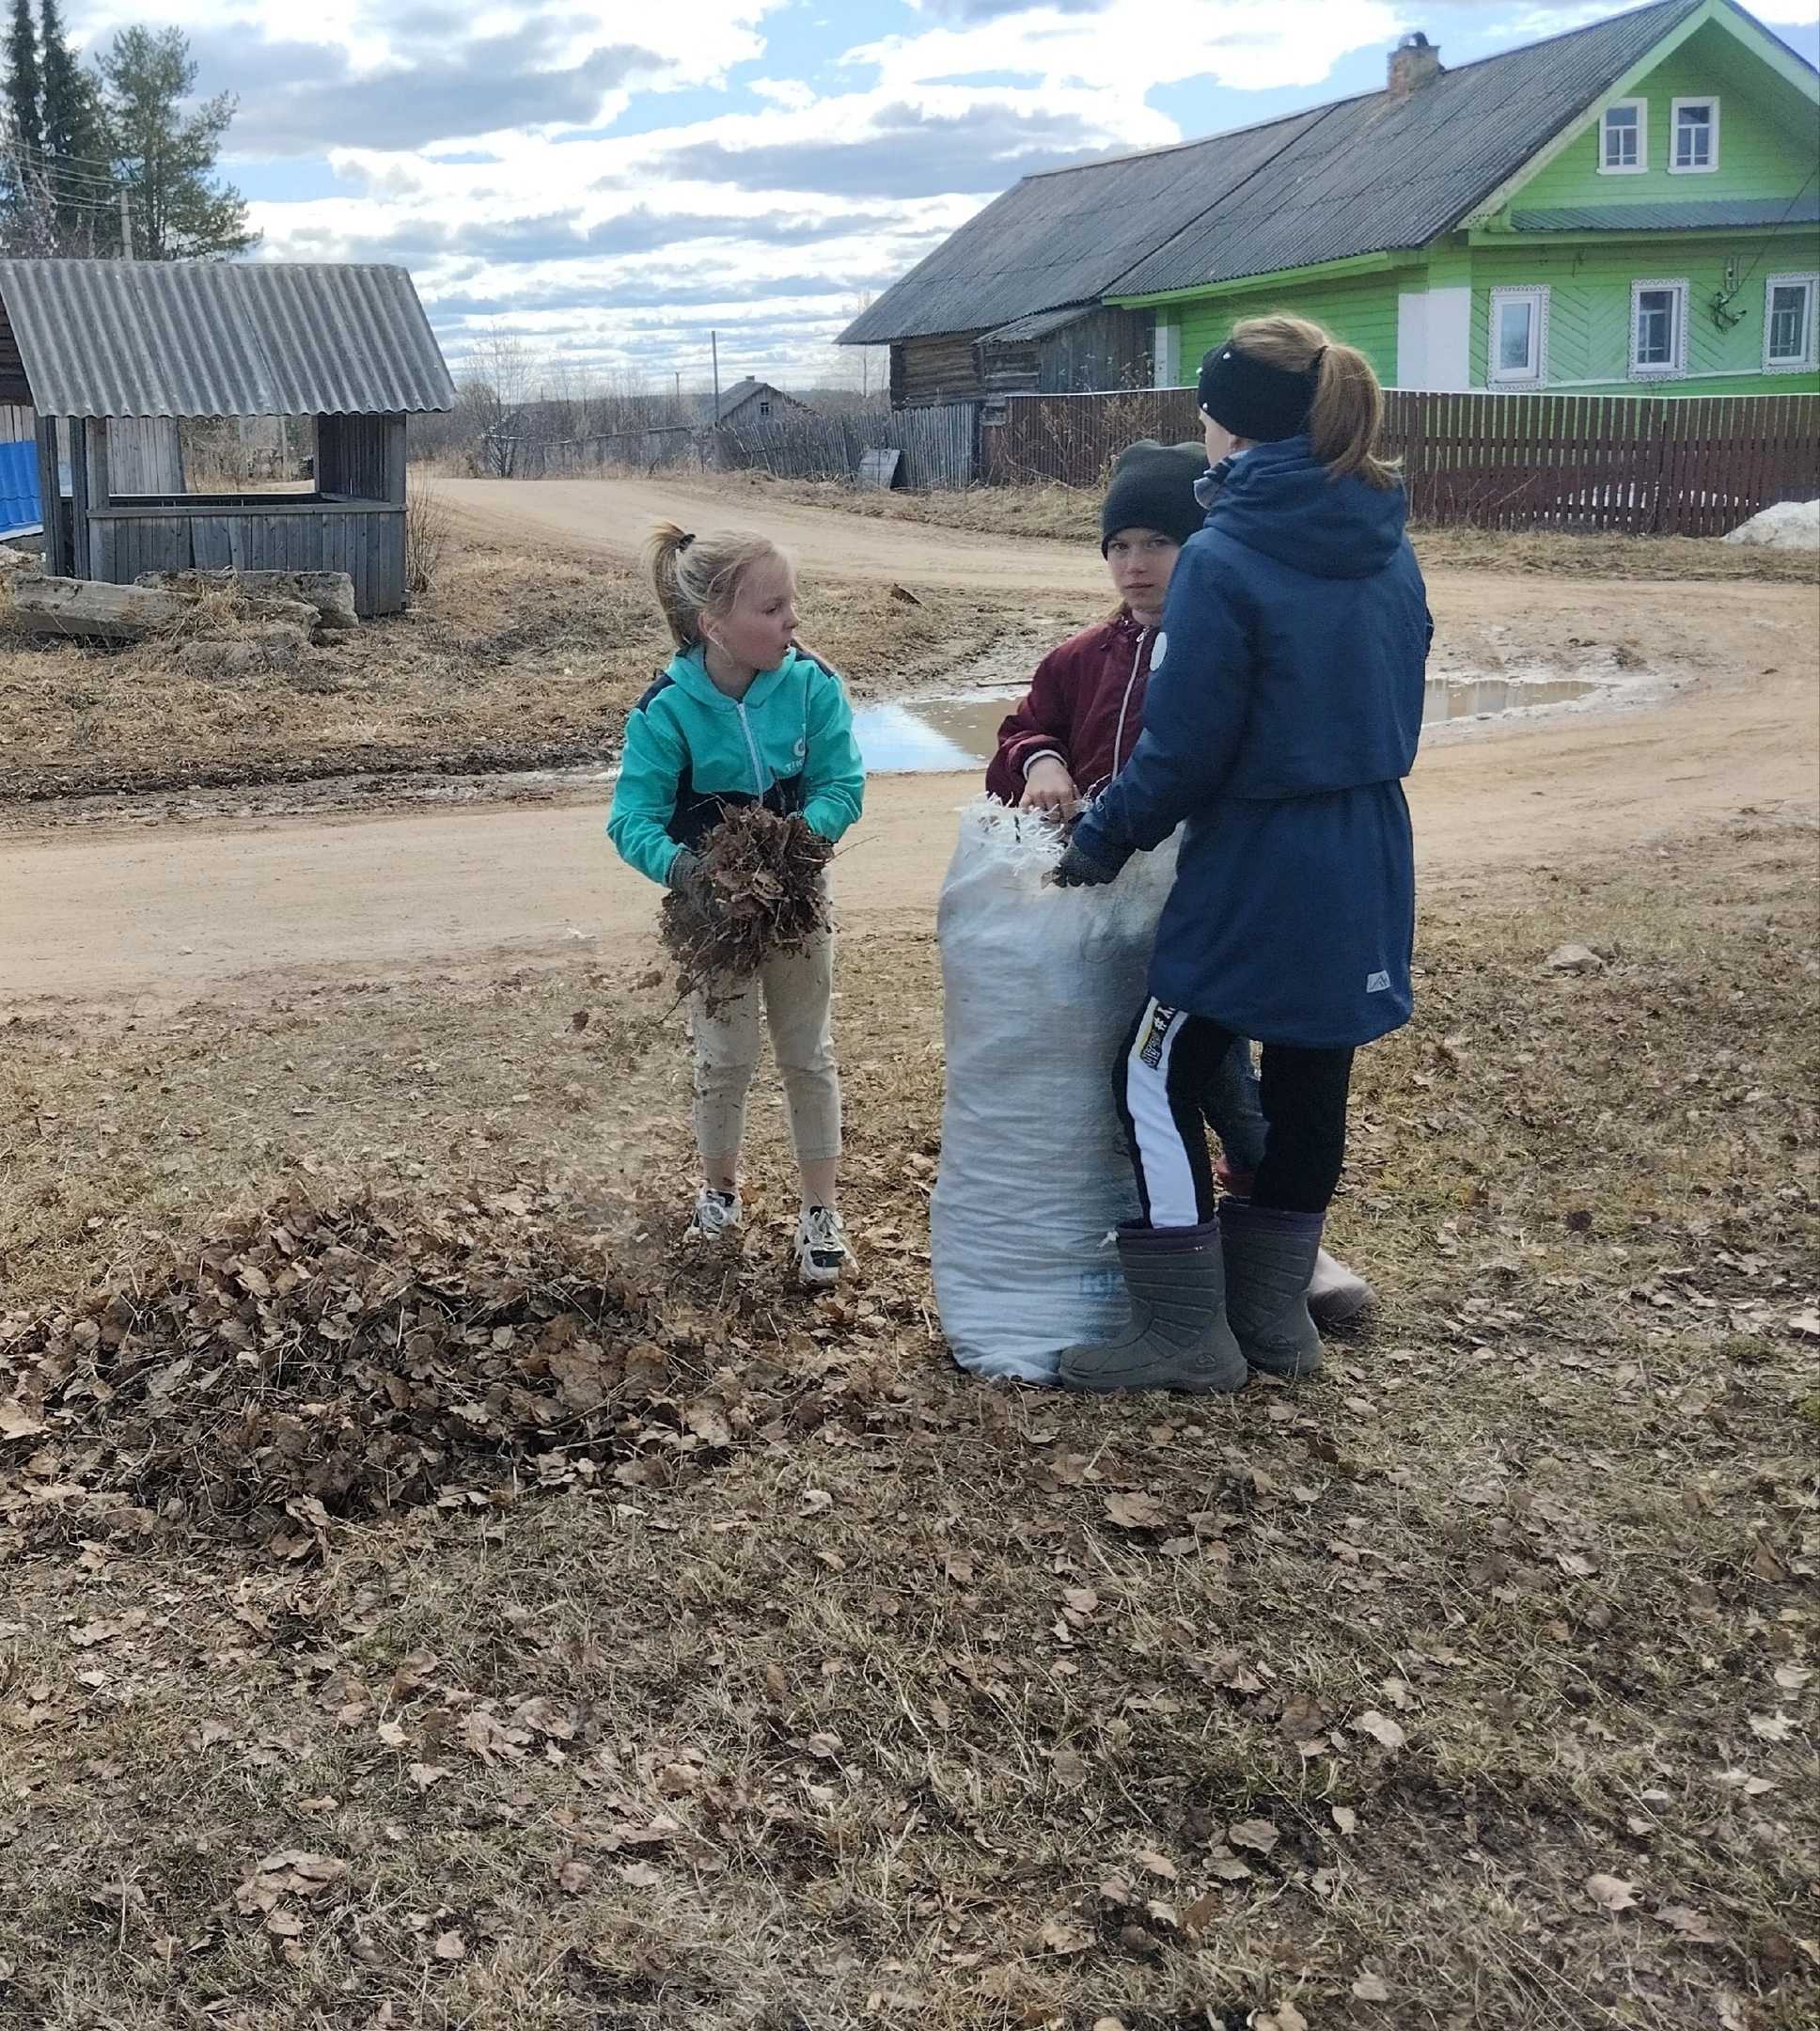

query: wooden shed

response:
[0,260,454,616]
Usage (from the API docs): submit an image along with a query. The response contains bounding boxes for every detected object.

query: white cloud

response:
[83,0,1769,386]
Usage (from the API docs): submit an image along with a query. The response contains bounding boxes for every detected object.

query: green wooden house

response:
[843,0,1819,401]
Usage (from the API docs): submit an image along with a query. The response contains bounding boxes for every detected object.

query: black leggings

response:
[1113,999,1353,1224]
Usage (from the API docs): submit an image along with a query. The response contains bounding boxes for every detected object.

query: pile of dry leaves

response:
[0,1193,692,1544]
[661,805,832,1002]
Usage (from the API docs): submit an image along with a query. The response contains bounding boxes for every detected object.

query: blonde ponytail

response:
[642,520,788,649]
[1227,313,1399,488]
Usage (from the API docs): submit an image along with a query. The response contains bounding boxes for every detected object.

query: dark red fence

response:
[980,386,1820,537]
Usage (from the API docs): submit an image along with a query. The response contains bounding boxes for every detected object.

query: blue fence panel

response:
[0,436,41,539]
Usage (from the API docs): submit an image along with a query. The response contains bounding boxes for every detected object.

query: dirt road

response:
[428,474,1111,594]
[3,660,1812,1012]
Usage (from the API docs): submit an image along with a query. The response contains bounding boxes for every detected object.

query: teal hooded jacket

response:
[607,643,865,887]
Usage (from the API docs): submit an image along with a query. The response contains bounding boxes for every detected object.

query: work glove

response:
[667,848,709,906]
[1050,840,1117,888]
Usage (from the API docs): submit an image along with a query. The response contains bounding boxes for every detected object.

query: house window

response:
[1764,273,1818,370]
[758,399,772,418]
[1488,286,1548,385]
[1600,99,1646,173]
[1671,97,1718,172]
[1631,279,1688,377]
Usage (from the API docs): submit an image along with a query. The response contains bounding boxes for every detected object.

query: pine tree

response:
[97,25,255,260]
[5,0,39,157]
[39,0,114,250]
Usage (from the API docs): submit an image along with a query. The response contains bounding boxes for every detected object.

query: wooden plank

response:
[383,415,407,505]
[34,415,63,573]
[68,418,92,577]
[192,517,232,569]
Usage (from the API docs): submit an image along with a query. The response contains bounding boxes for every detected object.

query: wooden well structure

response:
[0,260,454,616]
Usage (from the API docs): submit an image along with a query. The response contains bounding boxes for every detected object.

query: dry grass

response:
[1,816,1815,2030]
[709,469,1820,583]
[0,537,1075,806]
[405,487,455,598]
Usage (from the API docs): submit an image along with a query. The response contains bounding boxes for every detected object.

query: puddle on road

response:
[852,672,1604,773]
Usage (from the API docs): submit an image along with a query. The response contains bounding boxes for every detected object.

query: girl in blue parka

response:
[1053,314,1430,1394]
[608,523,865,1287]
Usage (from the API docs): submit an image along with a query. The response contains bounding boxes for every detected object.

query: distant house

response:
[712,378,803,429]
[841,0,1819,400]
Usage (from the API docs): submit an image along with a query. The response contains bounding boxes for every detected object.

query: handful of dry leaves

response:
[660,803,833,1004]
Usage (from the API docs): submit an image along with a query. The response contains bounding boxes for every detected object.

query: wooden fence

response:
[479,401,972,489]
[980,386,1820,537]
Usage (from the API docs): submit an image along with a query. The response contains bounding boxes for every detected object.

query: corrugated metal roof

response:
[980,304,1097,344]
[839,105,1329,343]
[1510,194,1820,230]
[0,260,455,417]
[1112,0,1707,297]
[841,0,1715,341]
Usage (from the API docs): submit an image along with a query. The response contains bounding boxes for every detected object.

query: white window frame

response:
[1763,272,1819,372]
[1630,278,1689,379]
[1670,96,1719,174]
[1598,98,1647,175]
[1488,285,1549,386]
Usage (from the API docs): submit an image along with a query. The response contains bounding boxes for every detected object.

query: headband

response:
[1197,341,1325,442]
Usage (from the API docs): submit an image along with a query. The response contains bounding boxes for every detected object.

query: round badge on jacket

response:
[1150,631,1168,670]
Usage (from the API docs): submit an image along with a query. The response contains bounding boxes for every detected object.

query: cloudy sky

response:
[66,0,1819,391]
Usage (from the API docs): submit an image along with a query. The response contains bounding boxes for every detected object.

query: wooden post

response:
[68,418,92,578]
[33,414,63,575]
[382,414,406,504]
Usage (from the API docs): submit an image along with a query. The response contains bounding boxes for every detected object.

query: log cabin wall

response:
[890,331,988,406]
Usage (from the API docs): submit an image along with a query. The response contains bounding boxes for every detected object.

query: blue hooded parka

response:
[1071,435,1431,1051]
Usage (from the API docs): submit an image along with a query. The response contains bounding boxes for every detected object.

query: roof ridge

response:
[1022,0,1703,192]
[1018,99,1328,182]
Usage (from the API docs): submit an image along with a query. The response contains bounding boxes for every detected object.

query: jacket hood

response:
[1204,435,1406,579]
[662,640,813,705]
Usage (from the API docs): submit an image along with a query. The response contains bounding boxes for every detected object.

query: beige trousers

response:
[690,927,840,1164]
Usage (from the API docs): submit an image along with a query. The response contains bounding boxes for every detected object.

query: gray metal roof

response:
[842,0,1723,340]
[1510,194,1820,230]
[0,260,455,417]
[981,304,1098,344]
[1112,0,1710,298]
[839,105,1329,343]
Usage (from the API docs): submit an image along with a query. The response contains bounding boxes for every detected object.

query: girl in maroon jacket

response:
[986,440,1373,1326]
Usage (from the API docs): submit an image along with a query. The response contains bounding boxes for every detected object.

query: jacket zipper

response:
[733,699,767,796]
[1111,627,1148,777]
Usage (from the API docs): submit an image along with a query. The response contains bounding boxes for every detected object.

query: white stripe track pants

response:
[1113,998,1355,1226]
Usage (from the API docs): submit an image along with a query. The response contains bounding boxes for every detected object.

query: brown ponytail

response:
[642,520,788,649]
[1227,313,1399,488]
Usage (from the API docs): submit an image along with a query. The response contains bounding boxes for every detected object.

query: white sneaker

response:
[687,1187,742,1242]
[793,1204,850,1288]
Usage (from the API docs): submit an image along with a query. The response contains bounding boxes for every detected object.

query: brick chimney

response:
[1388,31,1441,99]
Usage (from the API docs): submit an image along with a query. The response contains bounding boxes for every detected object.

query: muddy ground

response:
[0,480,1811,827]
[0,495,1815,2029]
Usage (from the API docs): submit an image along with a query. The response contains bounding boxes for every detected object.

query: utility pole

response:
[711,330,720,423]
[118,187,133,259]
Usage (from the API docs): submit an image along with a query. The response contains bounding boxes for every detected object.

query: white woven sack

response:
[931,797,1179,1383]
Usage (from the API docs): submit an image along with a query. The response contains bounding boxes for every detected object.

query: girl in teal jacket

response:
[608,523,865,1285]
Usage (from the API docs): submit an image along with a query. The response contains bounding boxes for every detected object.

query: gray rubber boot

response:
[1059,1219,1247,1394]
[1308,1247,1375,1328]
[1220,1201,1326,1378]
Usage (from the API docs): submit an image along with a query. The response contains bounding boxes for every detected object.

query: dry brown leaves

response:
[0,1189,731,1550]
[660,805,832,1004]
